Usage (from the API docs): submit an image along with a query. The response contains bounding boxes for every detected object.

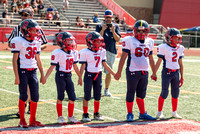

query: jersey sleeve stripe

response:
[122,48,130,53]
[79,61,87,64]
[11,50,20,53]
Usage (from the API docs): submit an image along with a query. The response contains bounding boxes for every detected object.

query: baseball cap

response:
[19,8,33,16]
[104,10,113,17]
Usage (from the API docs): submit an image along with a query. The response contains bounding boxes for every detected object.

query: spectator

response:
[75,16,80,26]
[85,18,92,29]
[78,18,85,28]
[11,0,18,13]
[46,11,53,20]
[37,1,44,15]
[63,0,69,10]
[96,10,121,96]
[18,4,23,11]
[92,13,100,23]
[126,26,133,36]
[31,1,37,14]
[53,11,62,27]
[16,0,22,8]
[47,5,54,15]
[39,11,45,25]
[1,0,8,9]
[114,15,120,24]
[23,0,30,8]
[2,9,10,27]
[121,17,126,31]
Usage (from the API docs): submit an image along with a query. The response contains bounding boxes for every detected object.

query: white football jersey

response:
[79,48,106,73]
[122,36,154,71]
[11,36,41,69]
[157,43,184,69]
[51,49,78,72]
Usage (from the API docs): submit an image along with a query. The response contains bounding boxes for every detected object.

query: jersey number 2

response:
[25,47,37,59]
[172,52,177,62]
[66,59,73,70]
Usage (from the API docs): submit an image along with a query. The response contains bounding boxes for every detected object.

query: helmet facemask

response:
[134,26,149,40]
[63,37,76,51]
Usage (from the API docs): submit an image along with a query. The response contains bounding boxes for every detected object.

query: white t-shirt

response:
[79,48,106,73]
[51,49,78,72]
[122,36,154,71]
[157,43,184,69]
[11,36,41,69]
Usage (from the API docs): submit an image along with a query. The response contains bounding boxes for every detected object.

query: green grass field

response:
[0,51,200,127]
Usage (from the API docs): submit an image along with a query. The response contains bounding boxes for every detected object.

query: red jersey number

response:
[25,47,37,59]
[172,52,177,62]
[95,56,100,67]
[66,58,73,70]
[135,47,149,57]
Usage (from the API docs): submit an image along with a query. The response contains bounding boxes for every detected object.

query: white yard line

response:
[0,88,120,122]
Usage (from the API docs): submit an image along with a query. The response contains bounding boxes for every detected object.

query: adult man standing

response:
[8,8,48,117]
[96,10,121,97]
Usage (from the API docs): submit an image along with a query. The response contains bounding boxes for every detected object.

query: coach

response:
[96,10,121,97]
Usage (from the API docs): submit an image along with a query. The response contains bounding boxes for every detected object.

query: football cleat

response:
[82,113,91,122]
[29,120,45,127]
[172,111,182,119]
[94,112,104,121]
[127,112,134,122]
[156,112,166,120]
[68,116,81,124]
[18,119,28,128]
[139,112,157,120]
[104,89,112,97]
[58,116,67,125]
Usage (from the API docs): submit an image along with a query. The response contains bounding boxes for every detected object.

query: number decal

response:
[135,47,149,57]
[66,58,73,70]
[172,52,177,62]
[25,47,37,59]
[95,56,100,67]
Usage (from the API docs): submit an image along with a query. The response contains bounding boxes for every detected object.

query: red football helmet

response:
[165,28,182,47]
[56,32,76,51]
[133,20,149,40]
[21,19,41,40]
[85,31,104,51]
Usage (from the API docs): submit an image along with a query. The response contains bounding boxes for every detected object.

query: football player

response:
[114,20,157,121]
[44,32,82,124]
[11,19,45,128]
[79,31,115,122]
[155,28,184,119]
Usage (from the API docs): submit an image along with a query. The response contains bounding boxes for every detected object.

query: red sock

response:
[94,101,100,114]
[68,103,74,117]
[158,96,165,112]
[19,99,25,120]
[126,101,133,114]
[136,99,145,114]
[56,103,62,117]
[172,97,178,112]
[30,101,37,123]
[83,106,88,114]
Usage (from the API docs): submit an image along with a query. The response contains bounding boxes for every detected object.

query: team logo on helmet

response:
[85,31,104,51]
[56,32,76,51]
[165,28,182,47]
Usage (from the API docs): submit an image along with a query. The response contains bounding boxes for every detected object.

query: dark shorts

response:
[84,71,102,101]
[126,70,148,102]
[55,71,76,101]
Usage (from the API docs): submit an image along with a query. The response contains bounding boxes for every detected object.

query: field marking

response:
[0,88,120,122]
[0,119,199,131]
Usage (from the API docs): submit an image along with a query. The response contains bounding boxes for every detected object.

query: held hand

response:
[179,77,184,87]
[151,74,157,81]
[114,72,121,80]
[14,77,20,85]
[40,75,45,85]
[78,78,82,86]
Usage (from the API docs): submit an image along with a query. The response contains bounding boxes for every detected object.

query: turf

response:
[0,51,200,127]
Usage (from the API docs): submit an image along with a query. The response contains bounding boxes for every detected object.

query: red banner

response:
[99,0,136,26]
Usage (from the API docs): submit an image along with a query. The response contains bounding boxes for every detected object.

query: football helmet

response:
[134,20,149,40]
[56,32,76,51]
[165,28,182,47]
[85,31,104,51]
[20,19,41,40]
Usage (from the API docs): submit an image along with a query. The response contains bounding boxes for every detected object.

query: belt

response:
[87,71,100,80]
[25,68,36,71]
[168,69,178,73]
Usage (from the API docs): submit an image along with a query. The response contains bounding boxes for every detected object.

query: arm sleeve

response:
[157,44,164,59]
[115,24,121,37]
[149,39,154,55]
[96,24,102,33]
[102,49,106,62]
[51,50,59,65]
[121,37,130,53]
[8,26,17,43]
[179,45,184,59]
[79,50,87,64]
[73,50,78,64]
